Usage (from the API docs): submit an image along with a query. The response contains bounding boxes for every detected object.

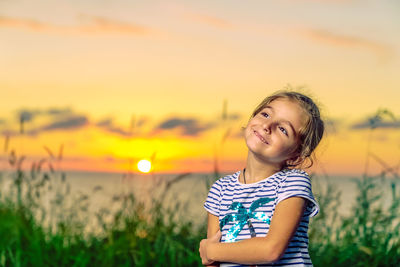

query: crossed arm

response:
[199,197,307,265]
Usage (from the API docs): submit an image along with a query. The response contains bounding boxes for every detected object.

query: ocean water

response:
[60,171,400,219]
[1,170,399,231]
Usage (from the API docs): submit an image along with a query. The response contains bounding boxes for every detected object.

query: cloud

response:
[0,15,157,36]
[285,0,355,3]
[77,14,156,36]
[96,116,149,137]
[350,109,399,130]
[17,107,72,123]
[1,129,18,137]
[96,118,113,127]
[40,115,89,131]
[324,118,343,134]
[156,117,214,136]
[136,117,148,128]
[0,16,48,32]
[226,113,242,121]
[178,7,390,60]
[12,107,89,136]
[350,120,400,130]
[241,22,392,60]
[96,118,132,137]
[2,114,89,136]
[182,12,233,30]
[297,28,393,59]
[45,108,72,116]
[17,109,40,123]
[4,107,150,138]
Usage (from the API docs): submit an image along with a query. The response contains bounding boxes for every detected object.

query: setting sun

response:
[137,159,152,173]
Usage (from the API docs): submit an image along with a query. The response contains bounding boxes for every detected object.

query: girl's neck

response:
[241,153,283,184]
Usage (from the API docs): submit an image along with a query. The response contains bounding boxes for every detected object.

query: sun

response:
[137,159,152,173]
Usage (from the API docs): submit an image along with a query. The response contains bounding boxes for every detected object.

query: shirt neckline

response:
[234,169,285,186]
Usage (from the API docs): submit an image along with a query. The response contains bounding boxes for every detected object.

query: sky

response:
[1,0,399,176]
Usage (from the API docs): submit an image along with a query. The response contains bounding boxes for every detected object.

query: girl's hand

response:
[199,230,222,265]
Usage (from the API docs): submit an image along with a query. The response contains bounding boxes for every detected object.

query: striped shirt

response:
[204,168,319,267]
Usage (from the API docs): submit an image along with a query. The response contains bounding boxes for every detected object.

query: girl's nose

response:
[263,121,271,134]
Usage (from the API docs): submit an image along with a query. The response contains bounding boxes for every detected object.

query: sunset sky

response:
[1,0,399,176]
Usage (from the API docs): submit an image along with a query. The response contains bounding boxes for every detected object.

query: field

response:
[1,149,400,267]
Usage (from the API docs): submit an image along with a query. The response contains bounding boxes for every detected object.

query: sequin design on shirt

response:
[219,197,274,243]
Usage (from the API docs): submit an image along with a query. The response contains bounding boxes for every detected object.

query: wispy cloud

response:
[40,116,89,131]
[18,110,38,123]
[26,115,89,136]
[4,107,219,138]
[46,108,73,116]
[96,118,132,137]
[0,15,157,36]
[350,119,400,130]
[179,8,392,60]
[182,12,234,30]
[0,16,48,31]
[95,116,148,137]
[155,117,214,136]
[296,28,393,59]
[351,120,400,129]
[77,14,156,36]
[17,107,72,123]
[350,109,399,129]
[3,107,89,136]
[324,118,342,134]
[285,0,355,3]
[251,24,394,60]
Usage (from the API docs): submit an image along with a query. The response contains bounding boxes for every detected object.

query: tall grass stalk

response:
[309,174,400,266]
[0,144,204,266]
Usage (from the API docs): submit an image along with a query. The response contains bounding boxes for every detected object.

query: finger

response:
[199,239,204,254]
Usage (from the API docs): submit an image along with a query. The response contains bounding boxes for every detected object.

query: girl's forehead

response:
[264,99,308,129]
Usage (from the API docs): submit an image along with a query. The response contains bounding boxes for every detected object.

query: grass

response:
[309,174,400,267]
[0,197,203,266]
[1,155,400,266]
[0,149,205,266]
[1,105,400,266]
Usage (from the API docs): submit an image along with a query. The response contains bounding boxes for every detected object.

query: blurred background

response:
[1,0,399,176]
[1,1,400,265]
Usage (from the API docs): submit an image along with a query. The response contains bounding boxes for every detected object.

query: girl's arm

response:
[205,213,220,266]
[207,212,220,239]
[200,197,306,265]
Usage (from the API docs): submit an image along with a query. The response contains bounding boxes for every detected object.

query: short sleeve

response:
[204,179,223,216]
[277,170,319,217]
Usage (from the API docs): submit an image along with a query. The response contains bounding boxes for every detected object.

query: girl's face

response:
[245,98,308,167]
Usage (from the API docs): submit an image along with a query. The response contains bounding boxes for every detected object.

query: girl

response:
[199,91,324,266]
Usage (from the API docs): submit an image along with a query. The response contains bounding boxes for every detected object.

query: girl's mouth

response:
[254,130,268,144]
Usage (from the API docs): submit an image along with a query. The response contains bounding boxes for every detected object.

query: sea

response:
[1,170,399,231]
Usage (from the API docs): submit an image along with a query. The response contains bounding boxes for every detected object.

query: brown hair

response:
[250,90,325,168]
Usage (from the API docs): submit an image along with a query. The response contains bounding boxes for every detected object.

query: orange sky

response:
[1,0,399,176]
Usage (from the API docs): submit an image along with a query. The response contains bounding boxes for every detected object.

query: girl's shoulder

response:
[276,168,310,183]
[208,171,240,192]
[217,171,240,184]
[281,169,310,177]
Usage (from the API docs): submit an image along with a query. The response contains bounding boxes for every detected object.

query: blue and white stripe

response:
[204,169,319,267]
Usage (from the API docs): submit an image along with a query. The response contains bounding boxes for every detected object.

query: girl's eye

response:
[260,112,269,118]
[279,127,288,136]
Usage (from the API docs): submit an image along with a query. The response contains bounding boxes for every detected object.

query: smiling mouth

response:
[253,130,268,144]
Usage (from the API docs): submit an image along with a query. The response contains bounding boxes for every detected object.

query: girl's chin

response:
[246,139,268,150]
[246,146,268,158]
